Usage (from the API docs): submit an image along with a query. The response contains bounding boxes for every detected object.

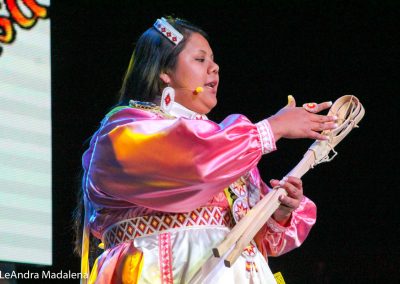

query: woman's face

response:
[161,32,219,114]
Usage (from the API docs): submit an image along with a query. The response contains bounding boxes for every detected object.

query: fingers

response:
[311,114,338,123]
[307,114,338,140]
[302,101,332,113]
[286,176,302,188]
[310,121,338,132]
[270,176,303,199]
[281,177,302,199]
[307,130,330,141]
[271,177,304,217]
[270,179,280,188]
[306,112,339,140]
[279,195,298,210]
[270,100,337,140]
[317,101,333,112]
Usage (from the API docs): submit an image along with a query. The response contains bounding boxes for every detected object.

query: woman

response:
[77,17,337,283]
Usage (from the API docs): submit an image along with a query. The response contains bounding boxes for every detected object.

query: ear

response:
[159,72,171,85]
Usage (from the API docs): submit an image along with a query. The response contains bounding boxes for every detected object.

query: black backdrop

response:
[14,1,400,283]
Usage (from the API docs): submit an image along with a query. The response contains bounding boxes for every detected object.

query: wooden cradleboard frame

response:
[213,95,365,267]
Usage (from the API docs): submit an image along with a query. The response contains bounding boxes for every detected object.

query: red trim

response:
[159,233,173,284]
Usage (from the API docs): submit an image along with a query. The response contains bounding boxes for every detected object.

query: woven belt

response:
[102,206,233,249]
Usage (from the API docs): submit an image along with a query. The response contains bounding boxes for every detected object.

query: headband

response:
[153,17,183,45]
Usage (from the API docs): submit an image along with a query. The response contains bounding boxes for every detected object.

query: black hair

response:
[118,17,208,105]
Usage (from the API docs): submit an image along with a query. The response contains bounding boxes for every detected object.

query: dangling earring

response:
[160,86,175,113]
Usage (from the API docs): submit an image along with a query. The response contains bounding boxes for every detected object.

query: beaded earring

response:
[160,86,175,113]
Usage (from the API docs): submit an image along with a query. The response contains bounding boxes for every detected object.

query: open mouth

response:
[205,81,217,88]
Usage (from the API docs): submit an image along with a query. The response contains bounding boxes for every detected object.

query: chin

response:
[203,101,217,114]
[210,98,218,109]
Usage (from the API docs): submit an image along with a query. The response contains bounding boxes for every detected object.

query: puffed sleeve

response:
[250,168,317,257]
[83,108,276,213]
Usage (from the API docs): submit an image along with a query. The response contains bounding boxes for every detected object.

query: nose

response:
[208,61,219,74]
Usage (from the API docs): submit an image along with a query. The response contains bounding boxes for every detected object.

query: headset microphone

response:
[176,86,204,95]
[194,87,203,95]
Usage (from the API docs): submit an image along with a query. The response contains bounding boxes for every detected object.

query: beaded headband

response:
[153,17,183,45]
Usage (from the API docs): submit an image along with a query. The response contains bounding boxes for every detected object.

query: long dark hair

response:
[118,16,208,105]
[73,17,207,258]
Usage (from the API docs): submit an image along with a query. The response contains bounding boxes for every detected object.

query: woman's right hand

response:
[267,96,338,141]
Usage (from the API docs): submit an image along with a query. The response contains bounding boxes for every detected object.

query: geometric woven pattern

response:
[103,206,233,249]
[255,119,276,154]
[153,18,183,45]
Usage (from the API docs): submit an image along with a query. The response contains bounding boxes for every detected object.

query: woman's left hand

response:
[270,176,304,225]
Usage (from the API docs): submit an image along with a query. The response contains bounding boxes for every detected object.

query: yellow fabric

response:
[223,187,234,209]
[121,251,144,284]
[81,221,90,284]
[273,272,286,284]
[86,250,143,283]
[88,257,100,284]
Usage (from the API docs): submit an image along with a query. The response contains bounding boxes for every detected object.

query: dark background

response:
[7,0,400,283]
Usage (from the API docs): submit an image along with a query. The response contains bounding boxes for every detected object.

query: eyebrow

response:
[198,49,214,59]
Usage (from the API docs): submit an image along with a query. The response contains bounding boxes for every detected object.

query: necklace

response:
[129,100,175,119]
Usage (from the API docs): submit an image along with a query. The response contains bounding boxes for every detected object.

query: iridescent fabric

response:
[81,103,316,283]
